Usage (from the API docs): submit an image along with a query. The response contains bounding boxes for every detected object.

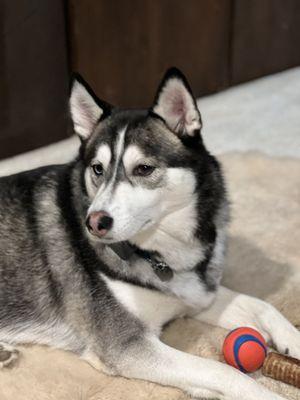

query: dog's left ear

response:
[151,68,202,141]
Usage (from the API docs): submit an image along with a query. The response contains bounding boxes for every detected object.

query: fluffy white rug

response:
[199,67,300,158]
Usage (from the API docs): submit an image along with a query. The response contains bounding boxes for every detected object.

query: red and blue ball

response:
[222,327,267,373]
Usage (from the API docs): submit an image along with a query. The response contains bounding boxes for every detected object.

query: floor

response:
[0,67,299,177]
[199,66,300,158]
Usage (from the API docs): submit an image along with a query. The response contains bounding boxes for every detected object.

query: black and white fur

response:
[0,68,299,399]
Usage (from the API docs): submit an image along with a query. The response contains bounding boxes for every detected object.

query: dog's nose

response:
[86,211,113,237]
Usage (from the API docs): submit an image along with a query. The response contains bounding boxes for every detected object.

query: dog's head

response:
[70,68,207,243]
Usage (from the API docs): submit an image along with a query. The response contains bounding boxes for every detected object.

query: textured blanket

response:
[0,152,299,400]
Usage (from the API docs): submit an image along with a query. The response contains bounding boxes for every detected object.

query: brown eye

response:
[133,164,155,177]
[92,163,103,176]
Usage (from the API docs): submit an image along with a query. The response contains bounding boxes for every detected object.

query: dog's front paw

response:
[0,342,19,368]
[272,324,300,359]
[257,302,300,360]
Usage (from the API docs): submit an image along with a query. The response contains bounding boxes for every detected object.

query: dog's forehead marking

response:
[88,126,127,213]
[123,145,145,171]
[95,144,111,169]
[112,125,127,178]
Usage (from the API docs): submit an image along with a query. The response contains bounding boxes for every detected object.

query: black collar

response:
[108,241,174,282]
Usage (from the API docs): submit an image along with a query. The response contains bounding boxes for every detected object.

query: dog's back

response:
[0,166,73,341]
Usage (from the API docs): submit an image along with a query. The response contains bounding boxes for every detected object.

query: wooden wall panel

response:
[0,0,69,160]
[68,0,231,108]
[2,1,300,159]
[231,0,300,84]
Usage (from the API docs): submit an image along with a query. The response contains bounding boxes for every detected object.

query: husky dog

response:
[0,68,299,399]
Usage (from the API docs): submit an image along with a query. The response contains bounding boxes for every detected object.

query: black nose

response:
[98,215,113,231]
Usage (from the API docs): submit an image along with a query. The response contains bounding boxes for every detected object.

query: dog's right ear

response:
[70,74,111,141]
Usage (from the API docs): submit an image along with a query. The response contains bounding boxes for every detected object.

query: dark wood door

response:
[1,0,300,159]
[0,0,69,160]
[68,0,232,108]
[231,0,300,84]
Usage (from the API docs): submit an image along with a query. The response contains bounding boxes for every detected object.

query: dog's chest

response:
[101,272,215,334]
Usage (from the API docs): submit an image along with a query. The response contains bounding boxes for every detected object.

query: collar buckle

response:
[108,241,174,282]
[151,260,174,282]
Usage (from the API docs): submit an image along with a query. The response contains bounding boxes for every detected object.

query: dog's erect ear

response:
[151,68,202,141]
[70,74,111,140]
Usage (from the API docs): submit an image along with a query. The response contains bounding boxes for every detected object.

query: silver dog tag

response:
[152,261,174,282]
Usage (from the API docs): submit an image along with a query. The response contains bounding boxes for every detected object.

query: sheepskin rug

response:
[0,152,299,400]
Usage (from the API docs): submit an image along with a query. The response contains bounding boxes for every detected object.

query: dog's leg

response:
[195,286,300,358]
[90,335,285,400]
[0,342,19,368]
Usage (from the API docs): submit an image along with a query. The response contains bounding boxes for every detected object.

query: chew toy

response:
[223,327,267,373]
[262,352,300,389]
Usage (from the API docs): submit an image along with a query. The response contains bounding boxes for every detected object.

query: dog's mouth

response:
[86,229,114,243]
[86,219,153,244]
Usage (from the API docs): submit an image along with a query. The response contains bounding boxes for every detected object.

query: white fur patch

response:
[70,80,102,139]
[101,274,188,334]
[168,271,216,309]
[95,144,112,170]
[123,145,146,173]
